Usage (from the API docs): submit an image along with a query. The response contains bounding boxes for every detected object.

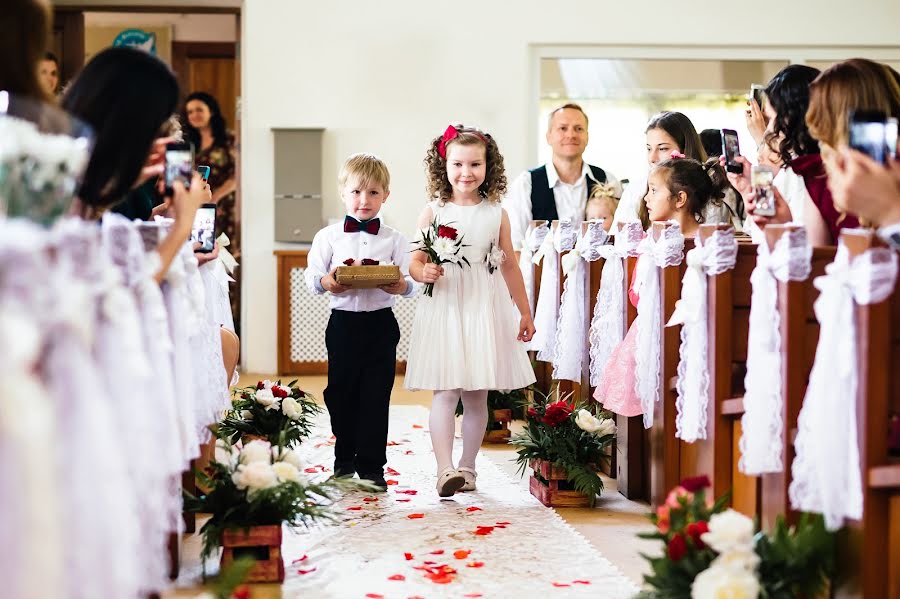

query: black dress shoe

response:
[334,462,356,477]
[358,471,388,491]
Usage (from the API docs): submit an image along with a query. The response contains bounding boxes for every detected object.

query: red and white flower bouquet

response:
[411,218,469,297]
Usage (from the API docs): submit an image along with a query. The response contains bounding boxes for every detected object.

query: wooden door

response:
[171,42,237,125]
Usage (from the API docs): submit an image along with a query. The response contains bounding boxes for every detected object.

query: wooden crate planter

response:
[483,409,513,443]
[529,458,592,508]
[221,525,284,583]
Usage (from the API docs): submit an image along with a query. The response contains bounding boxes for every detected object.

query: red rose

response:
[232,586,250,599]
[667,533,687,561]
[437,225,458,240]
[256,381,265,390]
[527,407,538,419]
[685,521,709,549]
[272,386,289,399]
[681,475,711,492]
[542,400,573,427]
[343,258,355,266]
[241,392,251,399]
[294,389,306,398]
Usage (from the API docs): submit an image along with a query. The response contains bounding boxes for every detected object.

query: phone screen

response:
[165,146,193,192]
[751,84,765,109]
[751,165,775,217]
[850,119,887,164]
[887,118,898,160]
[191,204,216,253]
[721,130,741,173]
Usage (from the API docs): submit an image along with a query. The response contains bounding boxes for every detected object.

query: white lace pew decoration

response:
[739,226,811,475]
[521,220,551,338]
[534,219,577,363]
[634,222,685,428]
[588,220,643,387]
[789,239,898,531]
[552,220,610,382]
[666,226,737,442]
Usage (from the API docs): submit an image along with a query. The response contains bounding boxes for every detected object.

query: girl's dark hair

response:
[645,111,708,161]
[61,47,179,210]
[652,157,729,224]
[764,64,821,163]
[424,125,507,203]
[0,0,52,102]
[182,91,229,149]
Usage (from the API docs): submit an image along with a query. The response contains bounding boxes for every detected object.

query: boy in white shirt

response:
[305,153,416,489]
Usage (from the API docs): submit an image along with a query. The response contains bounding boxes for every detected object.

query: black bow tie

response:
[344,216,380,234]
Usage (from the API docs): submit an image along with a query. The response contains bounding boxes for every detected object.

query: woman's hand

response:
[134,136,174,189]
[746,187,793,227]
[518,313,535,343]
[745,99,767,145]
[171,172,208,229]
[720,155,752,197]
[829,148,900,225]
[194,241,220,266]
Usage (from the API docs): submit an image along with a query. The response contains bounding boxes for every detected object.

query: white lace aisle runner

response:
[214,406,638,598]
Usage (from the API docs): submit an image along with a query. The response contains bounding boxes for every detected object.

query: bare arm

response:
[498,208,535,342]
[154,174,207,284]
[409,205,444,284]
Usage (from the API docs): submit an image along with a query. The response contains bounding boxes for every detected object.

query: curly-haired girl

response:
[405,124,536,497]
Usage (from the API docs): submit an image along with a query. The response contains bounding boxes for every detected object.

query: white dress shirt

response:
[503,161,622,250]
[305,217,417,311]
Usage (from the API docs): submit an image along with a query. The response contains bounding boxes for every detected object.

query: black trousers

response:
[324,308,400,475]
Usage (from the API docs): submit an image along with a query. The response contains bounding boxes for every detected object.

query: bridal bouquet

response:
[217,379,321,448]
[411,218,468,296]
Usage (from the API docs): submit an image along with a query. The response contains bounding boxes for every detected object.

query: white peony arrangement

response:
[485,240,506,274]
[691,510,760,599]
[574,409,616,437]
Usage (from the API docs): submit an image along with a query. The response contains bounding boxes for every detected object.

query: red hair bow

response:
[437,125,458,159]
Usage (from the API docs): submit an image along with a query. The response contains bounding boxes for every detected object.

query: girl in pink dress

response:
[595,156,729,416]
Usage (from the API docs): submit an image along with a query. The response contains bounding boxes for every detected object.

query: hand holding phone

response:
[197,165,211,181]
[750,84,765,111]
[721,129,742,173]
[751,165,776,217]
[191,203,217,253]
[165,142,194,195]
[849,110,897,165]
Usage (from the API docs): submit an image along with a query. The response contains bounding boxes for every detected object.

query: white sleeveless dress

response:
[404,200,536,391]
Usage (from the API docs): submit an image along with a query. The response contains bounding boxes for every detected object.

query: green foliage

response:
[455,385,533,428]
[217,379,321,447]
[755,513,835,599]
[509,386,615,507]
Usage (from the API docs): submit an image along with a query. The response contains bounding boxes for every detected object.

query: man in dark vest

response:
[503,103,622,252]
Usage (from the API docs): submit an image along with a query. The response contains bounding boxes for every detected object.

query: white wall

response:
[241,0,900,374]
[84,12,237,42]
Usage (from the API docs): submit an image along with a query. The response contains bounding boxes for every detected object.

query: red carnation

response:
[527,407,538,419]
[241,392,251,399]
[437,225,458,240]
[272,386,289,399]
[667,533,688,561]
[256,381,265,390]
[681,475,711,492]
[685,521,709,549]
[542,400,573,427]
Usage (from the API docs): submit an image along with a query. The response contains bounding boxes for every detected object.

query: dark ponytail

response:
[654,157,730,223]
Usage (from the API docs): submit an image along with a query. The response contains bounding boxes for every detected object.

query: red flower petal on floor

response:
[430,549,445,555]
[386,441,401,446]
[364,594,384,599]
[495,521,511,525]
[290,554,308,564]
[453,549,471,559]
[408,513,425,519]
[426,573,454,584]
[363,497,379,502]
[423,560,436,565]
[347,506,363,511]
[386,467,401,476]
[412,424,424,429]
[396,499,411,502]
[552,582,571,587]
[465,506,482,512]
[404,552,414,561]
[404,450,414,455]
[388,574,406,581]
[466,561,485,568]
[297,567,317,575]
[573,580,591,585]
[474,526,494,535]
[396,489,418,495]
[464,594,483,598]
[407,596,426,599]
[386,480,399,485]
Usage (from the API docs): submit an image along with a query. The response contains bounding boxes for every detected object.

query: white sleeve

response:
[611,173,646,229]
[502,171,533,251]
[392,231,418,297]
[305,229,331,295]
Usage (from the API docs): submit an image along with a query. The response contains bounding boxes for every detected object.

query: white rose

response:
[241,409,254,420]
[255,388,281,411]
[240,439,272,464]
[691,562,760,599]
[273,447,303,469]
[712,549,761,573]
[281,397,303,421]
[702,509,756,554]
[233,462,278,494]
[575,409,603,433]
[260,379,274,389]
[596,417,617,437]
[213,439,238,466]
[272,461,301,483]
[431,236,457,261]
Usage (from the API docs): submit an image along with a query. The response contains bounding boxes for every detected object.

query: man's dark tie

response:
[344,215,380,234]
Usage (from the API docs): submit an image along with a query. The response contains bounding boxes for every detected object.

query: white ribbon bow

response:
[530,221,552,265]
[216,233,239,277]
[790,244,898,531]
[634,222,685,428]
[666,229,737,442]
[739,229,812,475]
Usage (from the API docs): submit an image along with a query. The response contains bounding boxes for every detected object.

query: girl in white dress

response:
[406,125,537,497]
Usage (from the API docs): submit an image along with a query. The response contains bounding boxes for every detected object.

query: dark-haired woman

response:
[183,91,240,329]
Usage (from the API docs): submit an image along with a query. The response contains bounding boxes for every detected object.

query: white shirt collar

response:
[544,160,595,188]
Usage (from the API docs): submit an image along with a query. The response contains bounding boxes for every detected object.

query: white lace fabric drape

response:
[790,244,898,531]
[666,229,738,442]
[634,223,685,428]
[552,221,609,382]
[520,221,550,325]
[739,229,812,475]
[533,219,577,362]
[588,221,643,387]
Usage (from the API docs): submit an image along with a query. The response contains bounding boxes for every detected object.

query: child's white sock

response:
[459,390,488,470]
[430,389,460,473]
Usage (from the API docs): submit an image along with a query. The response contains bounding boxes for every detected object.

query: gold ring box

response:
[334,265,401,288]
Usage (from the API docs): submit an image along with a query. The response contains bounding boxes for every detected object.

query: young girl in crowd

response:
[405,125,536,497]
[586,182,620,231]
[595,156,729,416]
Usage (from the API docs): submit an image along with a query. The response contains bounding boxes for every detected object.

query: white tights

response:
[429,389,488,474]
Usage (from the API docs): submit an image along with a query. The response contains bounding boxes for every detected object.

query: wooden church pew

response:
[530,219,553,395]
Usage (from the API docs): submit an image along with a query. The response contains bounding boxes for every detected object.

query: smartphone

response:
[197,165,211,181]
[849,110,889,164]
[191,203,216,253]
[721,129,742,173]
[750,84,765,110]
[751,165,776,217]
[164,142,193,194]
[886,118,898,160]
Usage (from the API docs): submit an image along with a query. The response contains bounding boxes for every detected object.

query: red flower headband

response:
[437,125,489,159]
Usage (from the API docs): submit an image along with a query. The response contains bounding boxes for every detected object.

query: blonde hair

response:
[338,152,391,192]
[587,183,619,217]
[548,103,589,131]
